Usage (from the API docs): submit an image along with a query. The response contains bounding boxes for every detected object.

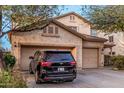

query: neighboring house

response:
[98,32,124,56]
[8,12,108,71]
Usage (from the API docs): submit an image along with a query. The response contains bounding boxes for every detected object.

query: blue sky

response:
[1,5,82,49]
[61,5,82,14]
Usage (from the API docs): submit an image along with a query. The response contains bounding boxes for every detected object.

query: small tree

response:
[3,53,16,70]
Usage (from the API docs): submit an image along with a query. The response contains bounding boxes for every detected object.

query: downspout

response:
[82,38,83,70]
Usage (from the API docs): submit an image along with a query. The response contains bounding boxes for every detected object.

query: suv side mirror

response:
[29,56,34,59]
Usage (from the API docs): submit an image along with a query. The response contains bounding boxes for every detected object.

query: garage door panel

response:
[21,48,39,70]
[21,46,72,70]
[83,49,98,68]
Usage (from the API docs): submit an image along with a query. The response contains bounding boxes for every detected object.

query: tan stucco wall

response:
[11,23,83,70]
[83,41,104,67]
[11,21,105,70]
[56,14,91,35]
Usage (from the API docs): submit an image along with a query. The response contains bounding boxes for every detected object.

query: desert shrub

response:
[0,71,27,88]
[3,53,16,70]
[111,55,124,70]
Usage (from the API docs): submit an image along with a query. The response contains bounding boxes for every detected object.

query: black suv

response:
[29,51,77,84]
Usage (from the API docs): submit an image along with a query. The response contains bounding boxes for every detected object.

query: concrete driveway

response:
[23,68,124,88]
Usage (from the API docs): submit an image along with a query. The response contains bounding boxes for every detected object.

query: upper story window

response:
[48,27,53,34]
[70,15,75,21]
[109,36,114,42]
[42,26,59,37]
[43,27,47,33]
[55,27,58,34]
[70,16,72,20]
[73,16,75,20]
[69,26,78,31]
[91,30,97,36]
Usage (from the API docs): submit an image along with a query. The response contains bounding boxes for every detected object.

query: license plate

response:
[58,67,65,72]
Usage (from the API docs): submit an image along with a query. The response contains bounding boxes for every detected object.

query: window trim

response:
[109,36,114,42]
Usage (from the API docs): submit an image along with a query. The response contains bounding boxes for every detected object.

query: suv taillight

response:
[70,61,76,65]
[41,62,52,67]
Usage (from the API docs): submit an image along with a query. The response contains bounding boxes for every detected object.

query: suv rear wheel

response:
[29,65,34,74]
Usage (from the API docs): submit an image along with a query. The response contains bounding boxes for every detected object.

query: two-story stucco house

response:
[8,12,108,71]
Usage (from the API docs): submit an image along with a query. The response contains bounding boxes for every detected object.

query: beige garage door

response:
[21,46,73,70]
[82,48,98,68]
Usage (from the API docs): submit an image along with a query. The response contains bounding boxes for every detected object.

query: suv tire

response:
[29,65,34,74]
[66,79,74,82]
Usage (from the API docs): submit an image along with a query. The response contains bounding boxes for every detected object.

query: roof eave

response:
[84,39,108,42]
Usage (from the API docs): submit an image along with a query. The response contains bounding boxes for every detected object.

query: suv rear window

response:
[45,52,74,62]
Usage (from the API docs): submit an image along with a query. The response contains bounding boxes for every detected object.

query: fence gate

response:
[104,55,112,66]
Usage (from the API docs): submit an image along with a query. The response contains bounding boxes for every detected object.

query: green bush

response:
[3,53,16,69]
[111,55,124,70]
[0,71,27,88]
